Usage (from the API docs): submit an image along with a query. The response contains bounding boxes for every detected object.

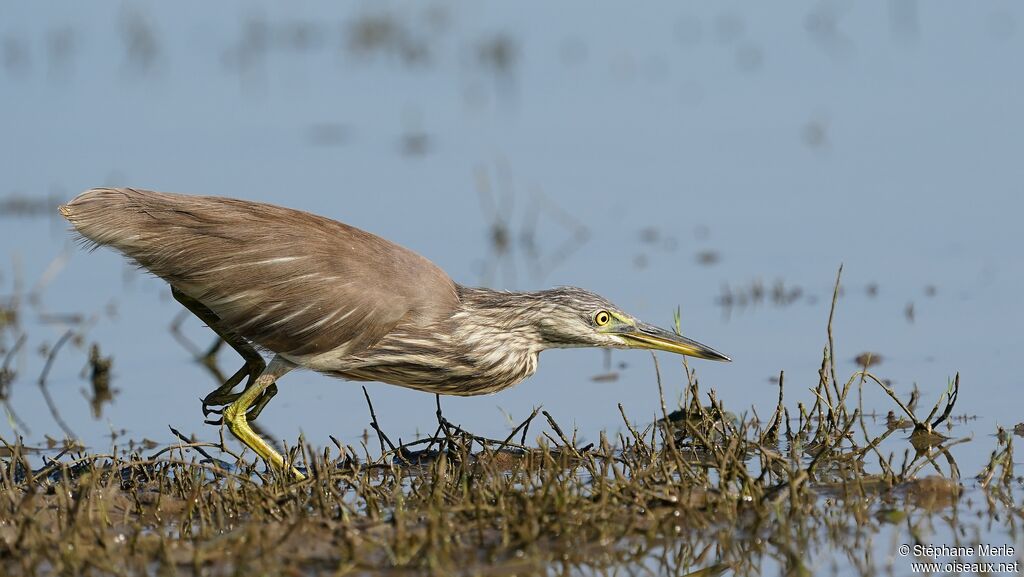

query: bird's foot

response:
[201,360,268,424]
[202,383,278,425]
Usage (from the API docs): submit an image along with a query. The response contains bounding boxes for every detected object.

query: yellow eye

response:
[594,310,611,326]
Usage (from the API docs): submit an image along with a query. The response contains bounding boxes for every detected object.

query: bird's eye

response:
[594,310,611,326]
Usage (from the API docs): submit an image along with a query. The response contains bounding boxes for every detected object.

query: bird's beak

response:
[614,322,731,361]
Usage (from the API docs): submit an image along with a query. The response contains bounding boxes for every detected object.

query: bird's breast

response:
[319,340,540,397]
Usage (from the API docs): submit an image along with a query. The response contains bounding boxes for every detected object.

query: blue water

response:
[1,6,1022,566]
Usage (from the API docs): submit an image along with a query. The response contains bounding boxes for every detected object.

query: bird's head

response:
[524,287,730,361]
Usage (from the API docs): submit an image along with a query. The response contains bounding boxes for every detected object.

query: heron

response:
[60,188,729,478]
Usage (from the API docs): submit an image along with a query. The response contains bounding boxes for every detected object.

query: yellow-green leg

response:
[223,355,304,479]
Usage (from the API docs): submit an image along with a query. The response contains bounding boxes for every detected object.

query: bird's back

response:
[61,188,459,361]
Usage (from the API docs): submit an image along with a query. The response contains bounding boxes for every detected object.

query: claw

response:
[205,385,274,426]
[200,358,264,422]
[200,364,276,426]
[202,403,227,416]
[203,392,241,406]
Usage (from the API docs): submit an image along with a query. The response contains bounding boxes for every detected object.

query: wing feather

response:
[62,188,459,359]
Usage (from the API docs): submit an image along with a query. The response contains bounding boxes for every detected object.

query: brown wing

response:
[61,188,459,359]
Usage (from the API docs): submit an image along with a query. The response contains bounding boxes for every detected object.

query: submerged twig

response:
[37,330,76,438]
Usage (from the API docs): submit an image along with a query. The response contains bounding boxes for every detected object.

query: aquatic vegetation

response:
[1,353,1019,575]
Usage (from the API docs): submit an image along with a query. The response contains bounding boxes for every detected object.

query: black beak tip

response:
[710,351,732,362]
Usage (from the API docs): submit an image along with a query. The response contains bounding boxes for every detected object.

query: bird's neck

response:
[337,287,556,396]
[451,286,552,356]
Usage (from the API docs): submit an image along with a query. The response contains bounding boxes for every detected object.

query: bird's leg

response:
[172,287,264,371]
[171,287,270,421]
[223,355,302,479]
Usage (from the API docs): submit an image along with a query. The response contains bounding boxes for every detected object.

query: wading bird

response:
[61,188,729,477]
